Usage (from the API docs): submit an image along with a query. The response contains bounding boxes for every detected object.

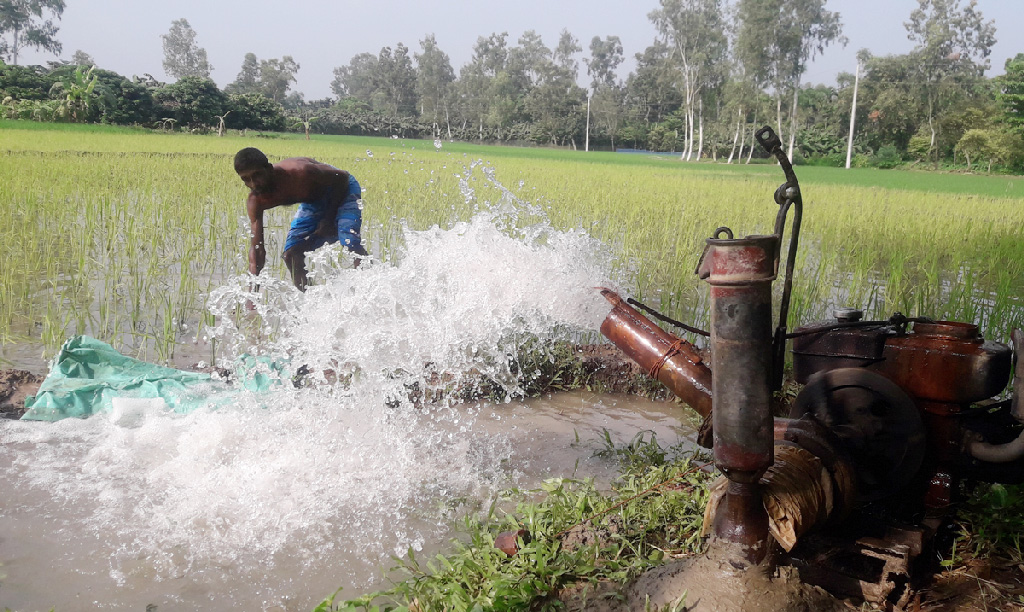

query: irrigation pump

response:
[598,125,1024,608]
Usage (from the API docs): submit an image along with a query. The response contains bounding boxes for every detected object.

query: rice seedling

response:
[1,121,1022,370]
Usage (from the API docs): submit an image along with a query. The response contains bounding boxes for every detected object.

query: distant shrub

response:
[872,145,902,169]
[907,133,931,161]
[803,152,845,167]
[850,153,872,168]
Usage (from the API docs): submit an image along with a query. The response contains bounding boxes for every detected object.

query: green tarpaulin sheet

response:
[22,336,284,421]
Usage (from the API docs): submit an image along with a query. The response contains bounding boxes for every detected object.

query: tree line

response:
[2,0,1023,172]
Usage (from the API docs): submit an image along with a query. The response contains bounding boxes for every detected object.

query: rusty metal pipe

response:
[697,235,778,482]
[705,420,858,553]
[697,232,779,565]
[710,480,770,561]
[598,288,713,418]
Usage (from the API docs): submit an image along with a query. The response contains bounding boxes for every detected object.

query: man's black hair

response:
[234,147,271,174]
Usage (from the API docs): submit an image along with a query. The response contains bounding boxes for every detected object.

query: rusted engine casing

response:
[792,319,1011,404]
[792,316,1014,511]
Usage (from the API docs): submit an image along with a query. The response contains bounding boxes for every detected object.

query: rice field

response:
[2,120,1023,371]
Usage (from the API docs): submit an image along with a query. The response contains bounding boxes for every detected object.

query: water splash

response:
[207,160,614,406]
[0,162,623,607]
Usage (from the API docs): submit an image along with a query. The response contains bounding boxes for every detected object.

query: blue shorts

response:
[283,174,366,256]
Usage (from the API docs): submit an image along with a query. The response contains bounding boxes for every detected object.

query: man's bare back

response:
[241,157,350,215]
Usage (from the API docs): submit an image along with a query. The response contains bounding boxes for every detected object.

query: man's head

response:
[234,147,273,193]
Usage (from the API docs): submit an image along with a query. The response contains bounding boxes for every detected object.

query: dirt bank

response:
[0,343,663,421]
[0,369,42,419]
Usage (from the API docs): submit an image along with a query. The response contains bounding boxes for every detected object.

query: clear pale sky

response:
[16,0,1023,100]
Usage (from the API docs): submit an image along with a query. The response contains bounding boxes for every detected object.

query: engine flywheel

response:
[791,367,926,502]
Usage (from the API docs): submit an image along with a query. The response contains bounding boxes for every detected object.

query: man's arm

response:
[247,198,266,277]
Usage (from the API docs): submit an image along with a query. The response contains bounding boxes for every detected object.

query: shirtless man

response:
[234,147,367,291]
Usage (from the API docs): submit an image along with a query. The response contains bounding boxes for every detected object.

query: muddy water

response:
[0,391,695,611]
[0,165,683,610]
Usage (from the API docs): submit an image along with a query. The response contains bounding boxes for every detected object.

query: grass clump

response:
[947,483,1024,565]
[931,483,1024,610]
[321,435,714,611]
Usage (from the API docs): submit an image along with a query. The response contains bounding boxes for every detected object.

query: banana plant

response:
[49,65,108,122]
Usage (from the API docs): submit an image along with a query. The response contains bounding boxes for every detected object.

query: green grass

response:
[320,434,714,611]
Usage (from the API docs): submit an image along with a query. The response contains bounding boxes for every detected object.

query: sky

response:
[15,0,1024,100]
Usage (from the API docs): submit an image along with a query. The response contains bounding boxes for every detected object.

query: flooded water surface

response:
[0,392,695,610]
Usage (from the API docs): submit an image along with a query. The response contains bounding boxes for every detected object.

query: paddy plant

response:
[1,123,1023,370]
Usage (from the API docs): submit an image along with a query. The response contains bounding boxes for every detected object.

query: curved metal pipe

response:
[966,429,1024,464]
[972,328,1024,463]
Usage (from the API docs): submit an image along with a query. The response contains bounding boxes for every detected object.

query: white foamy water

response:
[0,168,694,610]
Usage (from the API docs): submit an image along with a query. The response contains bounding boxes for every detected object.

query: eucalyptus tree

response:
[483,32,534,138]
[586,36,625,149]
[257,55,300,104]
[553,29,581,78]
[414,34,455,137]
[457,32,514,140]
[649,0,728,160]
[70,49,93,66]
[0,0,65,65]
[623,41,683,147]
[527,30,586,147]
[456,59,489,139]
[331,52,379,100]
[508,30,549,88]
[903,0,996,162]
[586,35,623,91]
[161,18,212,80]
[373,43,417,116]
[735,0,844,157]
[719,78,761,163]
[997,54,1024,135]
[225,52,260,95]
[224,53,299,104]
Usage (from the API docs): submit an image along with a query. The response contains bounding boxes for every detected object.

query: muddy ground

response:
[3,346,1022,611]
[0,368,42,419]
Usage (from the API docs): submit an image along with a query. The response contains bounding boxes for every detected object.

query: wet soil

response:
[0,369,41,419]
[627,546,845,612]
[553,544,1024,612]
